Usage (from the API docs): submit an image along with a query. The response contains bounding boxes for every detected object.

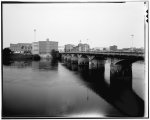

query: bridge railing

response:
[60,51,144,57]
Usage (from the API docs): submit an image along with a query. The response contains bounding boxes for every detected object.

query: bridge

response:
[60,51,144,66]
[60,51,145,116]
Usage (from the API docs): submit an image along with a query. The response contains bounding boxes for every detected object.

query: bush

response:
[33,54,41,61]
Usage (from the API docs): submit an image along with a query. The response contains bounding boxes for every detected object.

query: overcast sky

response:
[3,2,146,49]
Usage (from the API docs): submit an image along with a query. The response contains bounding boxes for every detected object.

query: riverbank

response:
[3,53,41,61]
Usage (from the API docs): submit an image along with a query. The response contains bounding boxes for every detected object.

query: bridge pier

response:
[90,59,105,69]
[110,63,132,89]
[71,54,78,64]
[66,54,71,63]
[87,55,95,69]
[87,55,105,69]
[64,55,68,62]
[61,54,66,62]
[78,55,89,66]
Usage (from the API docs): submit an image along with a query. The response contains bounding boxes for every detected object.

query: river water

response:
[3,59,145,117]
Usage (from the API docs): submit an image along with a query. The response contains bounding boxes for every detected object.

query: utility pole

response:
[34,29,36,42]
[87,39,88,43]
[131,34,134,52]
[79,40,81,43]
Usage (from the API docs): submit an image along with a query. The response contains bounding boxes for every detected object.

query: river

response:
[3,59,145,117]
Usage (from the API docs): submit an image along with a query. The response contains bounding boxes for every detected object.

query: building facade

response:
[64,44,74,52]
[66,43,90,52]
[32,39,58,55]
[10,39,58,56]
[83,44,90,52]
[71,46,79,52]
[78,43,90,52]
[32,42,39,54]
[109,45,117,51]
[10,43,32,53]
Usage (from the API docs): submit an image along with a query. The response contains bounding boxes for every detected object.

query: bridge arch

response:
[78,55,89,66]
[115,59,143,65]
[71,54,78,64]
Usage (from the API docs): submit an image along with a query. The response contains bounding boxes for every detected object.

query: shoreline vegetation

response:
[2,48,61,65]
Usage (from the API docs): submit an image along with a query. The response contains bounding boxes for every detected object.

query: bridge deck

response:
[60,51,144,57]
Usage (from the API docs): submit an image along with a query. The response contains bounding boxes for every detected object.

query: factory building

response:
[10,43,32,54]
[78,43,90,52]
[109,45,117,51]
[64,44,75,52]
[32,39,58,55]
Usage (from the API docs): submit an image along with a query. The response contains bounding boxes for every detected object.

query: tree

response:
[3,48,13,57]
[2,48,13,64]
[51,49,59,59]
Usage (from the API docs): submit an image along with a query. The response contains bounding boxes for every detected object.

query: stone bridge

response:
[60,51,144,66]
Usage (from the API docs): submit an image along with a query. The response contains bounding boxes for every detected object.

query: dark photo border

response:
[1,1,149,119]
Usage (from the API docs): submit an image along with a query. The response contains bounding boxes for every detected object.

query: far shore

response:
[3,53,41,61]
[3,52,61,62]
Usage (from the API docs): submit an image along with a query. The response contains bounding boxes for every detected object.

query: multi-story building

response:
[103,47,110,51]
[78,43,90,52]
[10,44,19,52]
[10,43,32,53]
[38,40,49,54]
[69,43,90,52]
[64,44,74,52]
[32,42,39,54]
[109,45,117,51]
[84,44,90,52]
[32,39,58,55]
[72,46,79,52]
[10,39,58,56]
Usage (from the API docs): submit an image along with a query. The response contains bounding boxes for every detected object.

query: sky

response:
[2,2,147,49]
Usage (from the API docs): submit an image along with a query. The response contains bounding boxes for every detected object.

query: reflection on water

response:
[10,61,32,68]
[32,59,58,71]
[109,63,144,116]
[64,61,144,117]
[110,63,132,90]
[4,59,58,70]
[3,59,145,117]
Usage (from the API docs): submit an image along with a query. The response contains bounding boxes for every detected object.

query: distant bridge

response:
[60,51,144,66]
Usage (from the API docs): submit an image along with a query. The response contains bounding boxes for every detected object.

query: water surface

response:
[3,59,145,117]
